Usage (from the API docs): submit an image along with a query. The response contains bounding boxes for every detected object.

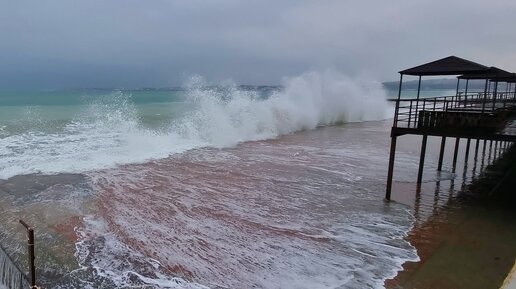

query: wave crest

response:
[0,71,389,178]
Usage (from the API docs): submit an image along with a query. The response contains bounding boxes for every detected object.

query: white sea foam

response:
[73,196,418,289]
[68,216,209,289]
[74,129,419,289]
[0,71,389,179]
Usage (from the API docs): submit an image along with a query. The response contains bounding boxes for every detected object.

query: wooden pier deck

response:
[392,92,516,140]
[385,56,516,200]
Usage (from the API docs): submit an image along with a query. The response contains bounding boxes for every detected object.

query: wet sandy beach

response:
[1,120,515,288]
[386,142,516,288]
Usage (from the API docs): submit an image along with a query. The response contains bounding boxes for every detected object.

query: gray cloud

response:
[1,0,515,88]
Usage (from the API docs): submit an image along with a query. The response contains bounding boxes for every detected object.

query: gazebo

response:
[385,56,516,200]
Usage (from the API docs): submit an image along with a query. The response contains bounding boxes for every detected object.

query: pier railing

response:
[392,92,516,130]
[0,244,30,289]
[0,221,37,289]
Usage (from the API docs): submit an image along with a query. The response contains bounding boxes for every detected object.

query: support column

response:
[452,137,460,173]
[488,140,493,164]
[414,76,422,127]
[472,139,479,178]
[492,81,498,110]
[20,220,36,289]
[385,136,397,201]
[437,136,446,171]
[481,139,487,171]
[474,139,480,160]
[417,135,428,184]
[482,79,488,113]
[464,138,471,163]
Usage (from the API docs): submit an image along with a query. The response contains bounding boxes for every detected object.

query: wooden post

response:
[474,139,480,160]
[473,139,479,177]
[482,79,488,113]
[386,73,403,201]
[504,83,509,109]
[414,76,422,127]
[488,140,493,163]
[464,138,471,163]
[385,136,397,201]
[417,135,428,184]
[464,79,469,107]
[454,78,460,108]
[493,81,498,110]
[437,136,446,171]
[393,74,403,127]
[481,139,487,170]
[452,137,460,173]
[514,81,516,100]
[20,220,36,289]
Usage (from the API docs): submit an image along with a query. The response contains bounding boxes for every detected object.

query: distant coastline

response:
[0,80,479,93]
[382,78,487,90]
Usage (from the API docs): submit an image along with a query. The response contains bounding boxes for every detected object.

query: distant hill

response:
[383,78,486,90]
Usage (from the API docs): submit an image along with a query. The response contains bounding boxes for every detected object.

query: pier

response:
[385,56,516,200]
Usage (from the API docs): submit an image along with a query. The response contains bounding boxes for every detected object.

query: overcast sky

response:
[1,0,515,89]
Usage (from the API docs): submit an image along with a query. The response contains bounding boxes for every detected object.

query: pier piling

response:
[474,139,480,160]
[465,138,471,163]
[19,220,36,289]
[417,135,428,184]
[385,136,397,200]
[438,136,446,171]
[452,138,460,173]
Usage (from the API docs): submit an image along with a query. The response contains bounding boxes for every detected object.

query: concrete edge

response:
[501,259,516,289]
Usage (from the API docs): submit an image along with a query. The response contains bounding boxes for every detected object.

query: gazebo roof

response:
[399,56,489,76]
[458,67,516,82]
[496,73,516,83]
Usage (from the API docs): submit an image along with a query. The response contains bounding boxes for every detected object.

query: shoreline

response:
[2,122,513,288]
[386,145,516,289]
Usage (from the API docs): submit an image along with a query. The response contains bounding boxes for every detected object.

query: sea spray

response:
[178,71,389,147]
[0,71,389,179]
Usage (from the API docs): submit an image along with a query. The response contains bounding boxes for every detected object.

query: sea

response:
[0,72,462,288]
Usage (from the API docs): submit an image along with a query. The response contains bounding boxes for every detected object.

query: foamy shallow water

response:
[0,123,421,289]
[63,124,418,289]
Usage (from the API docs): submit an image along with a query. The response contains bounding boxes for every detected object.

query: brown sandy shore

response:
[1,123,514,288]
[385,146,516,289]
